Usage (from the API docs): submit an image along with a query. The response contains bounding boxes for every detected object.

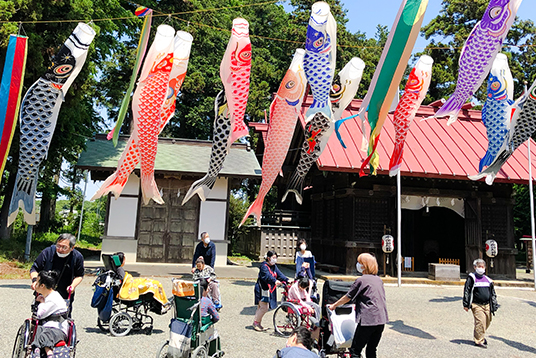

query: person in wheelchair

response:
[32,270,69,357]
[274,327,317,358]
[192,256,221,310]
[288,277,320,327]
[199,278,220,324]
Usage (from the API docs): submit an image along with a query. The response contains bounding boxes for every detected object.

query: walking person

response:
[192,232,216,272]
[253,251,289,332]
[327,253,388,358]
[463,258,498,348]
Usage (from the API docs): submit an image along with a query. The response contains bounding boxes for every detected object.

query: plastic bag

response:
[328,305,357,348]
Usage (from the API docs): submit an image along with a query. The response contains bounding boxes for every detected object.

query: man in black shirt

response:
[30,233,85,316]
[191,232,216,272]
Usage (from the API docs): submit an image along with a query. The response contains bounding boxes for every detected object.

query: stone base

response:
[428,263,460,281]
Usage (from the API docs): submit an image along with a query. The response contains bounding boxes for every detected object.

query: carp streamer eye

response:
[489,6,503,19]
[286,80,296,89]
[54,64,73,76]
[531,86,536,99]
[240,51,251,61]
[314,37,324,48]
[491,81,501,91]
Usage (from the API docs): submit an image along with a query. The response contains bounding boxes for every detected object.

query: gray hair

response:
[200,232,208,240]
[56,233,76,248]
[473,258,486,267]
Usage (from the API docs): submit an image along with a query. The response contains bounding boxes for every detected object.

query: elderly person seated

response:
[192,256,221,310]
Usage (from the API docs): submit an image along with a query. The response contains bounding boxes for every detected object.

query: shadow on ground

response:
[240,306,257,316]
[231,280,255,287]
[0,283,31,289]
[429,296,462,303]
[490,335,536,354]
[450,339,475,346]
[84,327,164,335]
[387,320,435,339]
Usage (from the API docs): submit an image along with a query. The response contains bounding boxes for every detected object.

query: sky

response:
[77,0,536,200]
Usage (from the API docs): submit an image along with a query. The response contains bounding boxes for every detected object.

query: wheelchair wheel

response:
[155,340,168,358]
[273,303,301,337]
[191,345,208,358]
[109,312,133,337]
[12,321,30,358]
[97,308,118,332]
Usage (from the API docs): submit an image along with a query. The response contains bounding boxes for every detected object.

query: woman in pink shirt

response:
[288,277,320,326]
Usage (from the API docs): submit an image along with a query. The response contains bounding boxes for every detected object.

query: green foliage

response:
[421,0,536,103]
[227,189,252,248]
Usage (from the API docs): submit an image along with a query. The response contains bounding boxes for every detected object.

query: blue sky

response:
[79,0,536,200]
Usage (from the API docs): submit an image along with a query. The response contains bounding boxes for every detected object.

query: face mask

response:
[475,267,485,275]
[57,251,69,258]
[300,244,306,251]
[270,258,277,265]
[204,237,210,244]
[356,262,364,273]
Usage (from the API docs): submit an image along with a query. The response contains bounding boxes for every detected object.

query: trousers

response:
[349,323,384,358]
[471,303,491,344]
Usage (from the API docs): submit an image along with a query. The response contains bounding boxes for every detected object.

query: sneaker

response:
[483,339,488,345]
[253,322,265,332]
[215,302,222,311]
[475,342,487,349]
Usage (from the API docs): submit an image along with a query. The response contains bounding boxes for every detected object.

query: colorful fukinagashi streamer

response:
[92,30,193,202]
[0,35,27,181]
[469,79,536,185]
[282,1,336,204]
[478,53,514,172]
[331,57,366,148]
[389,55,433,177]
[9,23,96,226]
[108,6,153,146]
[240,49,307,226]
[428,0,522,125]
[357,0,428,177]
[221,18,252,148]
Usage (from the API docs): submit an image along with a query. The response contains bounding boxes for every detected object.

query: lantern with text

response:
[485,239,498,268]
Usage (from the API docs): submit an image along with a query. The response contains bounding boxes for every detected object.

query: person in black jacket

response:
[463,258,498,348]
[191,232,216,272]
[30,233,84,317]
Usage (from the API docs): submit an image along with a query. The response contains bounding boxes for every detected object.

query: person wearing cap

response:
[253,251,289,332]
[192,232,216,272]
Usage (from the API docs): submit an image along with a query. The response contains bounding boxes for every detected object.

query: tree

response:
[421,0,536,103]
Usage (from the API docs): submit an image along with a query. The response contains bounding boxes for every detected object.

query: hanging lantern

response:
[485,239,498,268]
[382,235,394,253]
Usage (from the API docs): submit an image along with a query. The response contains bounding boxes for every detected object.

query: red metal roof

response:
[291,98,536,184]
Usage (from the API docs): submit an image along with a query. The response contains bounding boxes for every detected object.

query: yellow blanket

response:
[119,272,168,305]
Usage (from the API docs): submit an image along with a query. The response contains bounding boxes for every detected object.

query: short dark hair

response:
[266,251,278,261]
[200,232,208,240]
[291,326,314,350]
[298,277,309,289]
[199,278,208,293]
[38,270,59,290]
[56,233,76,248]
[297,239,307,248]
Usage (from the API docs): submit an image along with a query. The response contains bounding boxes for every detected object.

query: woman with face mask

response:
[295,239,315,279]
[327,253,388,358]
[253,251,289,332]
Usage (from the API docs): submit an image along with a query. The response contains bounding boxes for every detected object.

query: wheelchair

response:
[92,254,169,337]
[12,295,77,358]
[272,281,318,337]
[156,279,224,358]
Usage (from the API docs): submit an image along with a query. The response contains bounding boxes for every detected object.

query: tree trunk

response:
[0,171,17,240]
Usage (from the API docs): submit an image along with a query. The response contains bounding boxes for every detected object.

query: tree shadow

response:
[231,280,255,287]
[450,339,475,346]
[387,320,436,340]
[490,335,536,354]
[240,306,257,315]
[0,283,31,289]
[429,296,462,303]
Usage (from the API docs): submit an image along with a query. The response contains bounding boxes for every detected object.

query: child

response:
[463,258,498,348]
[32,270,69,357]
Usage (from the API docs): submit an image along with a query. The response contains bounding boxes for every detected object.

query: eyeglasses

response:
[56,244,71,251]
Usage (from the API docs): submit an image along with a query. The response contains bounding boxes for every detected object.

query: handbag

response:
[167,318,193,358]
[97,286,114,322]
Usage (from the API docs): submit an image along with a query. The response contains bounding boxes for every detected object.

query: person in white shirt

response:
[32,270,69,357]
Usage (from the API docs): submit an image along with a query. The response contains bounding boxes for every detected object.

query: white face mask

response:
[300,244,306,251]
[356,262,363,273]
[475,267,485,275]
[57,251,69,258]
[270,258,277,265]
[204,237,210,244]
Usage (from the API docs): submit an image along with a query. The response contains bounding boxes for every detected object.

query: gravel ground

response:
[1,277,536,358]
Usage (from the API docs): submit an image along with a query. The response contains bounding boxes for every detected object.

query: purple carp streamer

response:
[429,0,522,125]
[8,23,95,226]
